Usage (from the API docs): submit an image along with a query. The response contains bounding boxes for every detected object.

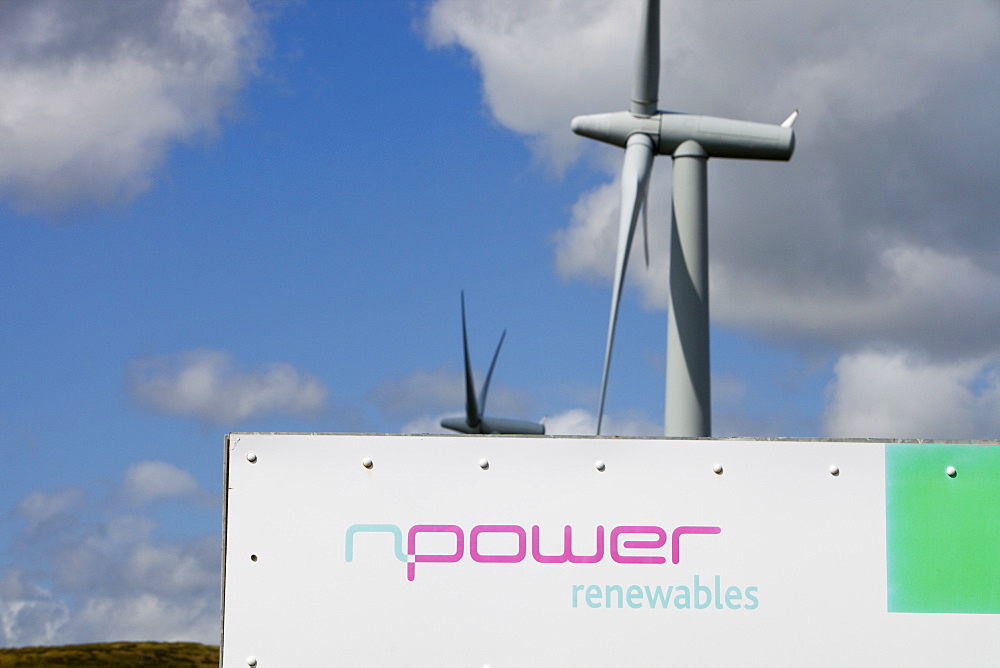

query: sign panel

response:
[221,434,1000,666]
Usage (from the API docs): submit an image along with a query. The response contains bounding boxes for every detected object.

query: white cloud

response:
[66,588,217,644]
[0,0,264,213]
[824,351,1000,439]
[54,535,220,643]
[542,408,596,436]
[425,0,636,171]
[1,465,221,646]
[543,407,661,437]
[553,179,620,283]
[123,540,218,597]
[129,349,327,424]
[120,461,200,505]
[715,244,1000,357]
[553,161,671,310]
[14,487,84,539]
[0,572,70,647]
[14,487,82,524]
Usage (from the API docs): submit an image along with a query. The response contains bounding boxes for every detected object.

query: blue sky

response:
[1,0,998,646]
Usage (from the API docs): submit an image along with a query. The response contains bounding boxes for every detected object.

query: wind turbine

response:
[571,0,796,437]
[440,293,546,435]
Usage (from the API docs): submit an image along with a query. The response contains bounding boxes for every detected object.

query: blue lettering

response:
[345,524,406,562]
[644,585,673,608]
[744,586,759,610]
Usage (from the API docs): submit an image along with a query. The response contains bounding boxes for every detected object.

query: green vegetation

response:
[0,642,219,667]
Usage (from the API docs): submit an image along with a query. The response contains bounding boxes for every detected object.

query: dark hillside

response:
[0,642,219,667]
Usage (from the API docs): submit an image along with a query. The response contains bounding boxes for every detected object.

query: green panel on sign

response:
[886,443,1000,613]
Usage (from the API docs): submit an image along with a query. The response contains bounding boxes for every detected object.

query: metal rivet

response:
[250,554,258,562]
[595,460,606,472]
[479,458,490,470]
[712,463,723,475]
[946,466,957,478]
[829,465,840,477]
[362,457,373,469]
[246,452,257,463]
[247,657,257,667]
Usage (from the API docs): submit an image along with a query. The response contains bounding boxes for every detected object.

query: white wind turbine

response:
[571,0,797,437]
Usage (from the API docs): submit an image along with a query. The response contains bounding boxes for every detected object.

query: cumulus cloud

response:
[128,349,327,424]
[0,572,70,647]
[14,487,84,540]
[542,407,661,437]
[54,534,220,643]
[541,408,596,436]
[553,162,671,310]
[0,0,264,213]
[1,466,220,647]
[825,351,1000,439]
[716,244,1000,358]
[425,0,637,171]
[120,461,200,505]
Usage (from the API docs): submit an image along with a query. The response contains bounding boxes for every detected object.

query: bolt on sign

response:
[221,434,1000,666]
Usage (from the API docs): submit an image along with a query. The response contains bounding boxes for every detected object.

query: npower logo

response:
[345,523,721,581]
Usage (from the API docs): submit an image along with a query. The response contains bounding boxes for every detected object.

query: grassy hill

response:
[0,642,219,667]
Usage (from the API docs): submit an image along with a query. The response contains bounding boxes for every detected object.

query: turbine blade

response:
[480,329,506,418]
[460,292,480,429]
[597,133,655,434]
[641,184,650,268]
[630,0,660,117]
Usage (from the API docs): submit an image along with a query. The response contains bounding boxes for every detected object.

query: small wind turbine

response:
[571,0,796,437]
[440,293,546,435]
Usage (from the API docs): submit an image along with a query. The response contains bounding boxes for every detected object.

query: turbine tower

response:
[571,0,796,437]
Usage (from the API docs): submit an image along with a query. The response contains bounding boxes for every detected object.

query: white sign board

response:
[221,433,1000,666]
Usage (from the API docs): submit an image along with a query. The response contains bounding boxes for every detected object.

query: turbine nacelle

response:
[571,110,795,161]
[440,415,545,436]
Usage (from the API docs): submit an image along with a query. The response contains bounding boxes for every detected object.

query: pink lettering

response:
[610,526,667,564]
[531,525,605,563]
[349,521,722,579]
[470,525,527,563]
[407,524,464,581]
[671,525,722,564]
